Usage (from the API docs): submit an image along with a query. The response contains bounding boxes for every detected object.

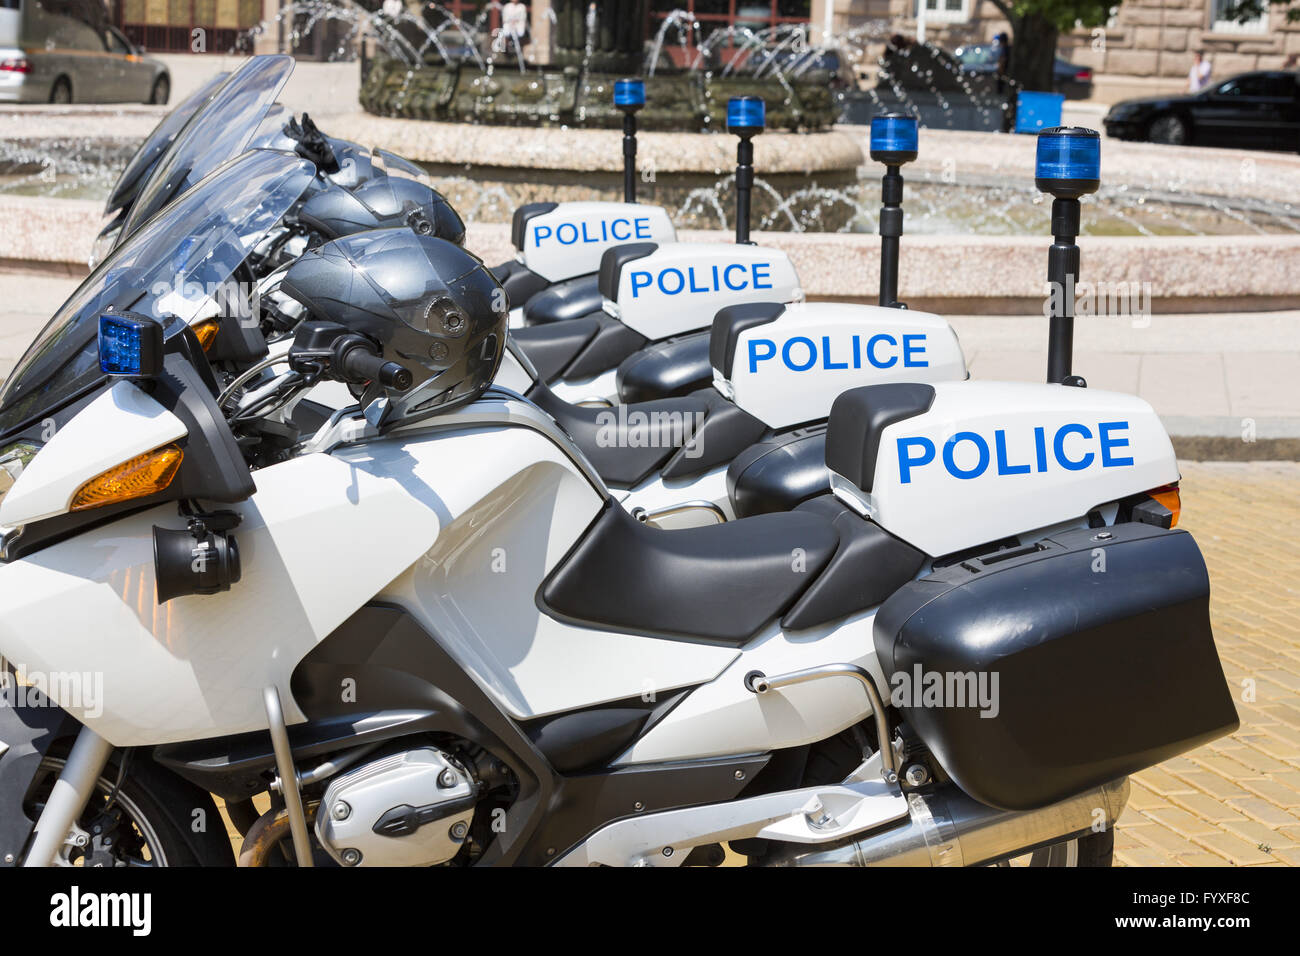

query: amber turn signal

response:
[69,444,184,512]
[191,318,221,352]
[1147,483,1181,527]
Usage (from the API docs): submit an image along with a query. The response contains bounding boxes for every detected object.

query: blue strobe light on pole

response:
[727,96,765,244]
[615,78,646,203]
[869,112,919,309]
[1035,126,1101,385]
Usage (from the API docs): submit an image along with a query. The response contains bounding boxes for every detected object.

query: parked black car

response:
[953,44,1094,100]
[1104,71,1300,151]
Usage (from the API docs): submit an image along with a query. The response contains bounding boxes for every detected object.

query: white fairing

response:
[0,382,187,527]
[0,451,440,745]
[520,202,676,283]
[495,345,537,394]
[608,243,801,340]
[617,612,887,764]
[546,369,619,405]
[720,303,968,430]
[0,394,760,744]
[833,381,1180,557]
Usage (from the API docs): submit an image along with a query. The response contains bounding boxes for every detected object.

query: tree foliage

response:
[986,0,1117,92]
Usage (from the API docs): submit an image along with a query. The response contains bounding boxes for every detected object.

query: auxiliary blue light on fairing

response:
[98,313,149,376]
[727,96,765,132]
[869,113,918,161]
[614,78,645,107]
[1035,127,1101,185]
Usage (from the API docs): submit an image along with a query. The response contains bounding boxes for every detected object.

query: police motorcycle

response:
[491,79,677,330]
[0,132,1238,869]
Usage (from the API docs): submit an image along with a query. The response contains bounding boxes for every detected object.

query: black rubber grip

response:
[340,345,412,390]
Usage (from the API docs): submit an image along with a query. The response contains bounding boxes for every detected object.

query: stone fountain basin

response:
[7,194,1299,313]
[329,111,866,230]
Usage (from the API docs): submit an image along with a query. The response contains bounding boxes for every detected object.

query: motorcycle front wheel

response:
[24,755,235,867]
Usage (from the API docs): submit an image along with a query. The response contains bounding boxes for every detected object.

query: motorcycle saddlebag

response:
[872,522,1238,811]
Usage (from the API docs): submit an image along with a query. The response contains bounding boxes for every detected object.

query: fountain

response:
[357,1,839,131]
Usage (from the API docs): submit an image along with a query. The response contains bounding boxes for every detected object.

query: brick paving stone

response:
[1142,807,1221,838]
[1192,831,1279,865]
[1118,462,1300,867]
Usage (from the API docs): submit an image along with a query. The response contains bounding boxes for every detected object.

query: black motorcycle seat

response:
[527,381,768,487]
[541,500,839,644]
[522,274,603,325]
[491,259,550,310]
[511,314,647,384]
[615,329,713,403]
[728,428,832,518]
[527,379,712,487]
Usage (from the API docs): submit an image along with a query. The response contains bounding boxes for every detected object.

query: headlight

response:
[0,440,41,506]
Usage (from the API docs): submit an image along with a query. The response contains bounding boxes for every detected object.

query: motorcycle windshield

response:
[103,71,231,216]
[118,55,294,245]
[0,151,315,437]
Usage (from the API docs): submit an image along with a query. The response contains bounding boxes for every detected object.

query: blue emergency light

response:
[1035,127,1101,199]
[727,96,766,135]
[614,78,645,109]
[99,312,164,378]
[869,113,919,166]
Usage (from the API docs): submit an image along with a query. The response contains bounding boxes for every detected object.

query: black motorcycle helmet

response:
[281,229,506,422]
[296,175,466,246]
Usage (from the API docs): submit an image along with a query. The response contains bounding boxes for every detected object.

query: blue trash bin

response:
[1014,91,1065,134]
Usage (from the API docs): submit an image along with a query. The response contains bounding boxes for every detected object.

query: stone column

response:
[531,0,554,64]
[253,0,281,54]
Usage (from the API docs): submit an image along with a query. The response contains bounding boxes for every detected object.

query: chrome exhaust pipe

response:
[767,777,1129,867]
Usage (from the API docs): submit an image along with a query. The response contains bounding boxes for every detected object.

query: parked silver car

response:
[0,0,169,104]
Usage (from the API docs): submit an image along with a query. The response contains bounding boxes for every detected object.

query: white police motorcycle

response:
[0,137,1237,869]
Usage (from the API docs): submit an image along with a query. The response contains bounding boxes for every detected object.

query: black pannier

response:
[873,522,1238,811]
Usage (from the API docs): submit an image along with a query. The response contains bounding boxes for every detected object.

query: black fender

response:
[0,694,78,866]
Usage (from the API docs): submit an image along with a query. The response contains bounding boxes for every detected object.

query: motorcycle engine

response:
[315,747,477,867]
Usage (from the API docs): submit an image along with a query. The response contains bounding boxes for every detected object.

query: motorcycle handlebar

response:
[335,339,413,391]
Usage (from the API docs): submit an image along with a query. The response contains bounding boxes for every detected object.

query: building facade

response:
[825,0,1300,99]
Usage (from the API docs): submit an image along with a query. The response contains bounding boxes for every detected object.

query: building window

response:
[917,0,968,24]
[1210,0,1267,34]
